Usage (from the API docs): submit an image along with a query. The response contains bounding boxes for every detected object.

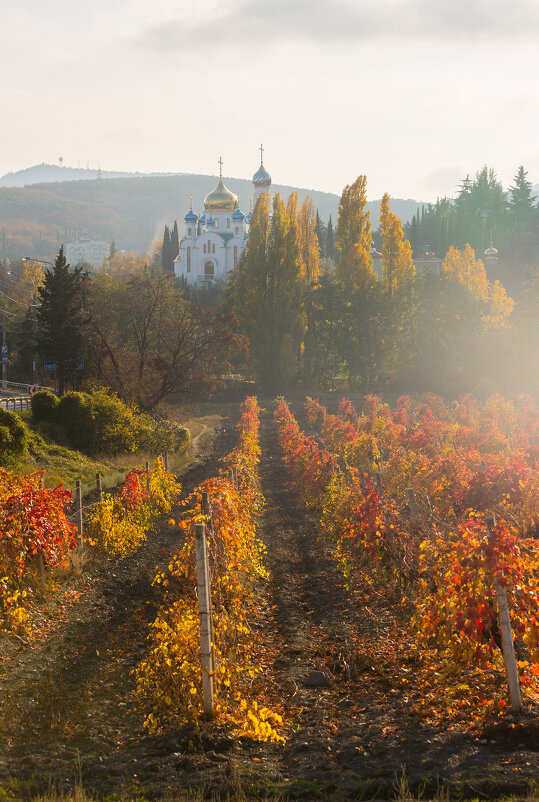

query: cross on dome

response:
[260,143,264,164]
[219,157,223,178]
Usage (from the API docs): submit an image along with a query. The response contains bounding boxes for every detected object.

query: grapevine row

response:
[135,397,285,743]
[275,397,539,726]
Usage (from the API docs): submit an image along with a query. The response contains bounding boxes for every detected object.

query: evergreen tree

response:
[509,165,536,231]
[36,246,85,395]
[109,239,117,259]
[170,220,180,268]
[314,210,325,254]
[227,193,304,392]
[162,225,171,273]
[326,216,335,259]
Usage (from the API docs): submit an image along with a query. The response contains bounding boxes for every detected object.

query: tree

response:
[335,176,373,290]
[86,268,245,408]
[326,215,335,260]
[297,195,320,283]
[442,243,513,327]
[228,192,305,392]
[508,166,536,232]
[379,193,415,294]
[170,221,180,269]
[162,225,171,273]
[36,246,85,395]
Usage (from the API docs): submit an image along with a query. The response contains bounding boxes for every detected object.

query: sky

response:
[1,0,539,202]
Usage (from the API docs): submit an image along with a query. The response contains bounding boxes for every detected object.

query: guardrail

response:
[0,396,31,411]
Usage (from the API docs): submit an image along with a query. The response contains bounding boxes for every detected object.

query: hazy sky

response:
[1,0,539,201]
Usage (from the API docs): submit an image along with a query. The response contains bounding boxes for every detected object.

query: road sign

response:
[1,345,8,366]
[43,361,57,371]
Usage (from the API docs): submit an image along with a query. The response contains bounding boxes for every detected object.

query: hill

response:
[0,168,422,260]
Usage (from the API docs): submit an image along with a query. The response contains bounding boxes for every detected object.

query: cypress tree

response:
[162,225,171,273]
[170,221,180,272]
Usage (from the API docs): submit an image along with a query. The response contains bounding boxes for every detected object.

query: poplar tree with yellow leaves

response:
[335,176,374,290]
[379,193,415,295]
[297,195,320,283]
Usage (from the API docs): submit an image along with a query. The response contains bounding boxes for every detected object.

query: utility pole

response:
[1,292,6,390]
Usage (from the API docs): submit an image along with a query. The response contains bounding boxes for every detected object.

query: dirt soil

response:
[0,413,537,800]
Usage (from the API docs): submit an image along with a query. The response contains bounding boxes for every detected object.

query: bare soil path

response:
[0,411,536,800]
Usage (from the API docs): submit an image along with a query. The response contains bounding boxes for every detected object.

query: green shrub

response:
[55,392,95,453]
[91,388,138,454]
[30,390,59,424]
[0,408,29,460]
[136,414,190,456]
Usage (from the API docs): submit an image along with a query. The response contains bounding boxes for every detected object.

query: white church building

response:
[174,151,272,287]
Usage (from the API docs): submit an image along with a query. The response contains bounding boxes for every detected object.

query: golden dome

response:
[203,178,238,212]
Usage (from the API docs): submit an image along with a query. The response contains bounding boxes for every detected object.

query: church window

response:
[203,243,206,254]
[204,261,214,278]
[187,247,191,272]
[188,227,192,236]
[212,242,216,254]
[235,227,239,235]
[234,246,238,269]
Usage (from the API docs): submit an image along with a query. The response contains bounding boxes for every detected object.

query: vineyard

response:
[0,394,537,800]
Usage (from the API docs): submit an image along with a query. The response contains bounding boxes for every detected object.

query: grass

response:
[3,409,225,495]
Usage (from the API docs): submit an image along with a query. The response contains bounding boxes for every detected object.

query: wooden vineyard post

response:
[195,522,215,718]
[145,460,150,493]
[407,488,420,525]
[201,492,216,673]
[76,479,83,546]
[486,515,522,713]
[375,472,383,496]
[96,472,102,502]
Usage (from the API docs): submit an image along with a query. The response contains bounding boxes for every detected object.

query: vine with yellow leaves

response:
[135,397,285,743]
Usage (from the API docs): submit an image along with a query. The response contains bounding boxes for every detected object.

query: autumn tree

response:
[335,176,374,290]
[442,243,513,327]
[379,193,415,294]
[297,195,320,283]
[86,268,244,408]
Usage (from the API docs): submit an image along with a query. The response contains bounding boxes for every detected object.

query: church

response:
[173,149,272,287]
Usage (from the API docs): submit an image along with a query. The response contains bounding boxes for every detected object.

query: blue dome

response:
[184,209,198,222]
[199,214,206,224]
[207,217,215,226]
[252,162,271,187]
[245,212,252,224]
[232,208,245,221]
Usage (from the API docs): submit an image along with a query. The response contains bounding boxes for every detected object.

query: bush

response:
[91,389,138,454]
[55,392,95,453]
[136,414,190,456]
[30,390,59,424]
[0,408,29,460]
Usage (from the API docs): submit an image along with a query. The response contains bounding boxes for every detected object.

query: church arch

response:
[204,260,215,278]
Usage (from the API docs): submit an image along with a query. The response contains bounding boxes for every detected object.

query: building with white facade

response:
[65,235,110,268]
[174,150,272,287]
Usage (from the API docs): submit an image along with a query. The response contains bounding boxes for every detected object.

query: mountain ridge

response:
[0,164,424,261]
